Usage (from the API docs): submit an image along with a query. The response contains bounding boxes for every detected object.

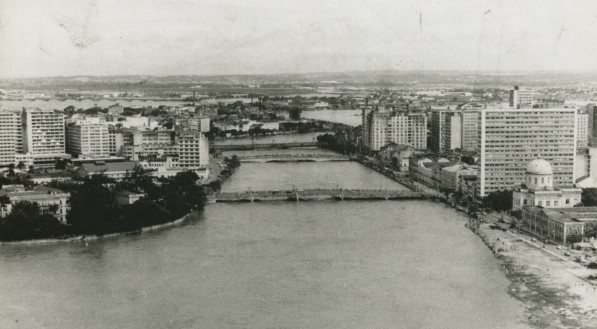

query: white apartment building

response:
[478,108,576,197]
[176,131,209,170]
[509,85,534,108]
[66,123,111,159]
[0,111,19,165]
[577,108,589,149]
[22,108,66,156]
[362,109,427,151]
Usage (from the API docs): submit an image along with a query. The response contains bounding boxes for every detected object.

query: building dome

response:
[526,159,553,175]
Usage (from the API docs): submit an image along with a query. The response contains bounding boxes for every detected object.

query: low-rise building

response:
[115,191,145,208]
[0,185,70,222]
[76,161,138,180]
[521,206,585,244]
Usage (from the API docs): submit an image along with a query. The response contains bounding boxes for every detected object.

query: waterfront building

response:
[520,206,585,244]
[512,159,581,210]
[66,122,110,159]
[120,129,177,160]
[439,164,478,191]
[362,108,427,151]
[478,108,576,197]
[0,111,19,165]
[176,130,209,171]
[0,185,70,222]
[21,108,69,167]
[378,144,415,172]
[509,85,534,108]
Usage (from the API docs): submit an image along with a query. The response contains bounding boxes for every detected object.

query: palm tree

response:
[7,163,15,177]
[16,161,25,171]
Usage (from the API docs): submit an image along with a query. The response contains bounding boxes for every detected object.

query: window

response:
[534,177,538,184]
[554,201,558,207]
[566,198,570,205]
[523,199,528,205]
[538,200,542,206]
[546,201,550,207]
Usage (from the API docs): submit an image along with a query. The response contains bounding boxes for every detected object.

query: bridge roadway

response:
[234,152,349,162]
[214,188,429,202]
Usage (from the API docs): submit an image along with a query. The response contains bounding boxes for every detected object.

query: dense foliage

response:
[317,133,357,154]
[0,166,207,241]
[581,188,597,207]
[0,201,68,241]
[482,190,513,211]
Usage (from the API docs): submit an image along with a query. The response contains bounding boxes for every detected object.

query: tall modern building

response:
[66,123,111,159]
[176,130,209,170]
[0,111,19,165]
[509,86,534,108]
[430,110,461,153]
[22,109,66,155]
[577,108,589,150]
[362,108,427,151]
[478,108,576,197]
[460,108,480,152]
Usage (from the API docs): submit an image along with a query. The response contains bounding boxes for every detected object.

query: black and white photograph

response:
[0,0,597,328]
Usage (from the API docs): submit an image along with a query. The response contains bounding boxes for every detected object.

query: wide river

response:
[0,162,529,329]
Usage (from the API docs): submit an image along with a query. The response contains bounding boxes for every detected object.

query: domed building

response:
[512,159,581,210]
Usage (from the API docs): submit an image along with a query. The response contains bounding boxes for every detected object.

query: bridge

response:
[232,152,349,162]
[213,141,318,151]
[214,188,429,203]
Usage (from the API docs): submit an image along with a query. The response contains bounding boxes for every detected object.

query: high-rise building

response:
[509,86,534,108]
[0,111,19,165]
[478,108,576,197]
[460,108,480,152]
[22,108,66,156]
[66,123,111,159]
[362,108,427,151]
[176,130,209,170]
[430,110,462,153]
[577,108,589,150]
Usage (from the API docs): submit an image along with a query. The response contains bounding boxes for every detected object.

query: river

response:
[302,109,362,127]
[0,162,529,329]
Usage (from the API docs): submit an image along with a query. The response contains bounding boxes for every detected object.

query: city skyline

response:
[3,0,597,78]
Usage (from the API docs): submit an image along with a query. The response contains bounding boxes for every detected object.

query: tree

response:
[483,190,513,211]
[289,107,302,120]
[461,155,475,165]
[16,162,25,171]
[0,201,68,241]
[7,163,15,177]
[582,188,597,207]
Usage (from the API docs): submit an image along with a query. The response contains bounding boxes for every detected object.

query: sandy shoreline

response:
[472,223,597,328]
[0,213,192,246]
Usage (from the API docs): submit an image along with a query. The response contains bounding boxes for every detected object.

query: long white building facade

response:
[478,108,576,197]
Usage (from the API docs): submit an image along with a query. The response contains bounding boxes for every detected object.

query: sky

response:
[1,0,597,78]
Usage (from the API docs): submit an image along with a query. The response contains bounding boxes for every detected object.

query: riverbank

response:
[472,223,597,328]
[0,213,193,245]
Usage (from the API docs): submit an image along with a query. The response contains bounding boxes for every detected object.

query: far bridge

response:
[214,188,429,203]
[233,152,349,162]
[213,141,318,151]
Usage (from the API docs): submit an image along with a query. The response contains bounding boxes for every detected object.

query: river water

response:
[302,109,362,127]
[0,162,528,329]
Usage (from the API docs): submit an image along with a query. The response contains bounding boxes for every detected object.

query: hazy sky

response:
[1,0,597,78]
